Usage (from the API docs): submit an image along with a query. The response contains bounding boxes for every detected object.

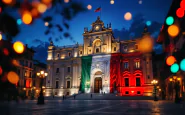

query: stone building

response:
[46,17,154,96]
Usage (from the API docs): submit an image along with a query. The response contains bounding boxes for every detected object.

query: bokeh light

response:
[12,59,20,66]
[13,41,24,54]
[7,71,19,84]
[3,48,9,56]
[167,25,179,37]
[38,3,47,13]
[0,7,2,13]
[180,0,185,10]
[0,33,2,40]
[110,0,114,4]
[139,0,142,4]
[124,12,132,21]
[42,0,52,5]
[31,8,39,18]
[166,16,174,25]
[176,8,184,18]
[2,0,12,4]
[45,22,49,26]
[0,66,2,75]
[180,59,185,71]
[87,5,92,10]
[22,12,32,24]
[64,0,69,3]
[138,35,154,53]
[170,63,179,73]
[166,56,176,66]
[146,21,151,26]
[17,19,22,25]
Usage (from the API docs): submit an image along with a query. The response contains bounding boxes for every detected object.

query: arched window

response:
[96,48,99,53]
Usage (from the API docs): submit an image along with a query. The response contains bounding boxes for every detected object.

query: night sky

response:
[13,0,173,63]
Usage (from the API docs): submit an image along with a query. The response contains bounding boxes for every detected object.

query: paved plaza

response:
[0,99,185,115]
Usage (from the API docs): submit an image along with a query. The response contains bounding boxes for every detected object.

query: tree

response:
[0,0,86,101]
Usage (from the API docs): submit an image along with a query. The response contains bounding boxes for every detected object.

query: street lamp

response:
[37,70,48,105]
[151,80,158,101]
[169,76,181,103]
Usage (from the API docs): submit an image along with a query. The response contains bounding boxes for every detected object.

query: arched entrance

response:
[94,77,102,93]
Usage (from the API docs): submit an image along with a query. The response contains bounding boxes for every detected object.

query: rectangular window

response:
[114,47,116,51]
[135,45,138,49]
[56,81,59,89]
[57,53,60,58]
[32,80,35,86]
[24,71,27,77]
[124,62,129,69]
[67,67,70,73]
[30,62,32,68]
[68,52,71,57]
[56,68,59,73]
[24,80,26,87]
[136,78,141,86]
[26,61,28,67]
[80,51,82,54]
[135,61,140,68]
[125,78,129,87]
[67,81,70,88]
[29,72,32,78]
[17,69,20,76]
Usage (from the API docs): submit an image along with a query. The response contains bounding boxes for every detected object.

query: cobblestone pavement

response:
[0,100,185,115]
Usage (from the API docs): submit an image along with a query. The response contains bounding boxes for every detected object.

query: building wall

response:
[46,17,153,96]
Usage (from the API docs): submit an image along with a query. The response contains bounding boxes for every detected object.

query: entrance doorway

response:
[94,77,102,93]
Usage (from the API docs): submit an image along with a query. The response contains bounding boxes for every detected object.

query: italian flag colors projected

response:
[80,53,146,95]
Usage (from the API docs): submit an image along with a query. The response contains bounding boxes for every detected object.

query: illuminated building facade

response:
[46,17,153,96]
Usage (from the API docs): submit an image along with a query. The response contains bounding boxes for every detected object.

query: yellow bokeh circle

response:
[13,41,24,54]
[124,12,132,21]
[7,71,19,84]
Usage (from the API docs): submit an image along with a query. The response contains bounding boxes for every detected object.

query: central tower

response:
[83,16,115,55]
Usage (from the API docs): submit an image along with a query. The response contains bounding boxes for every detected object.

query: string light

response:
[64,0,69,3]
[168,25,179,37]
[110,0,114,4]
[13,41,24,54]
[124,12,132,21]
[37,3,47,13]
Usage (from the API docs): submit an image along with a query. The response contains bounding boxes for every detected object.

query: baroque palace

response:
[45,16,153,96]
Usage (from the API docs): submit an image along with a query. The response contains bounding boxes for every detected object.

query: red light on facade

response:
[180,0,185,10]
[3,48,9,56]
[176,8,184,18]
[26,80,30,88]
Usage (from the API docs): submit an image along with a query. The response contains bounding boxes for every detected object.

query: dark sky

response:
[13,0,173,63]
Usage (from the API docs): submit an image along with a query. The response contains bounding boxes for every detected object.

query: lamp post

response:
[37,70,48,105]
[151,80,158,101]
[169,76,181,103]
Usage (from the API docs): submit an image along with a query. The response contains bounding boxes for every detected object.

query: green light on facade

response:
[170,63,179,73]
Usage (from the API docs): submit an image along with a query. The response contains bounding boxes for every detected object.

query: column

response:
[72,64,77,88]
[61,66,64,88]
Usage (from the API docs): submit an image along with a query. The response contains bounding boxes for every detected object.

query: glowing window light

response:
[0,33,2,40]
[170,63,179,73]
[13,41,24,54]
[176,8,184,18]
[180,59,185,71]
[146,21,151,26]
[166,16,174,25]
[166,56,176,66]
[22,12,32,25]
[167,25,179,37]
[17,19,22,25]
